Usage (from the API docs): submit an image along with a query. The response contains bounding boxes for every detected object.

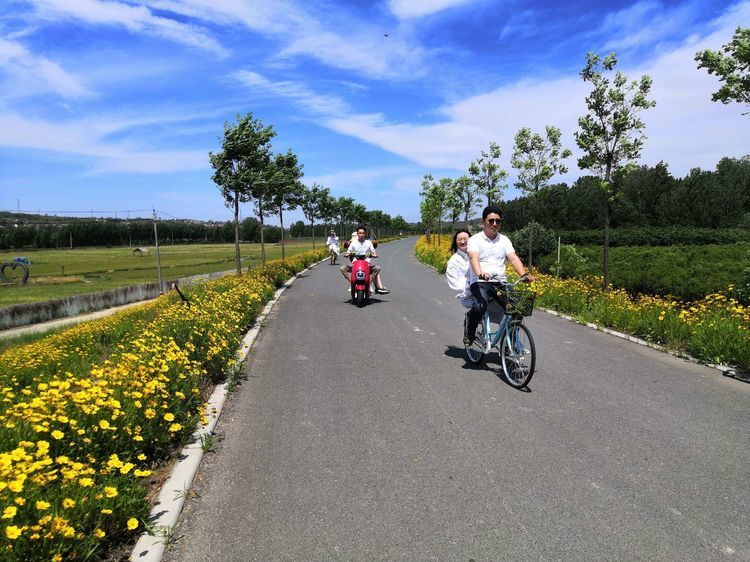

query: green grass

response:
[0,240,318,306]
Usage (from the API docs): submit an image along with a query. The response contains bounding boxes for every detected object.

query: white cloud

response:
[234,70,350,117]
[323,2,750,179]
[0,37,89,99]
[388,0,475,19]
[28,0,229,57]
[0,112,208,173]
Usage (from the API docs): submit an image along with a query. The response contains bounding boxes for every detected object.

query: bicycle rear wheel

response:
[501,321,536,388]
[464,315,486,364]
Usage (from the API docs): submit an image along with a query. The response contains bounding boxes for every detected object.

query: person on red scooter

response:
[340,226,390,294]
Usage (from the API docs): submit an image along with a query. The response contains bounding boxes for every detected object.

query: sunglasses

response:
[486,218,501,224]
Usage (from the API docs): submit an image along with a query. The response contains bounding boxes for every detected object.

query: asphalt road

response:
[164,237,749,561]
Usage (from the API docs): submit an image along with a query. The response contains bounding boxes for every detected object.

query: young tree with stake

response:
[575,52,655,287]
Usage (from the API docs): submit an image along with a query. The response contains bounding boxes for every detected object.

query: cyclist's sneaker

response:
[376,287,390,294]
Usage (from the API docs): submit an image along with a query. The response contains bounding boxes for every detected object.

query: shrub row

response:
[555,226,750,247]
[0,249,327,561]
[537,243,750,303]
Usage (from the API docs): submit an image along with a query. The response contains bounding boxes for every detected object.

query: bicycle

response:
[464,276,537,389]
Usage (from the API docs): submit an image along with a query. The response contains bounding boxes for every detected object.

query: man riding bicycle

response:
[464,205,534,345]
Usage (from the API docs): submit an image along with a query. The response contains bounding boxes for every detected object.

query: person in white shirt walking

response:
[464,206,533,345]
[340,226,390,294]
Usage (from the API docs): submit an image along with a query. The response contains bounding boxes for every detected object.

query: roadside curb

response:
[130,258,326,562]
[538,307,748,383]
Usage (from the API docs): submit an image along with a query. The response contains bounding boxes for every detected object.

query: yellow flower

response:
[2,507,17,519]
[94,528,106,538]
[163,412,175,422]
[5,526,21,539]
[7,481,23,493]
[134,469,153,477]
[62,526,75,538]
[79,478,94,487]
[35,501,50,511]
[101,509,112,515]
[127,518,139,530]
[62,498,75,509]
[99,420,110,430]
[51,430,64,440]
[144,409,156,419]
[169,423,183,433]
[104,487,118,498]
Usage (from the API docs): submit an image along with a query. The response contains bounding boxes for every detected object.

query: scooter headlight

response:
[355,270,366,281]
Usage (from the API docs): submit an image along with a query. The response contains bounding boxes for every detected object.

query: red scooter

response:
[350,253,373,307]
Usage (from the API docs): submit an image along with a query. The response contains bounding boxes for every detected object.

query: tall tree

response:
[511,125,572,267]
[301,183,329,248]
[419,174,442,243]
[209,113,275,274]
[575,52,655,287]
[468,141,507,206]
[267,149,304,261]
[695,26,750,113]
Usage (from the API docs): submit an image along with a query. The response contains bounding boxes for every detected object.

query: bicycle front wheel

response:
[501,321,536,388]
[464,315,486,365]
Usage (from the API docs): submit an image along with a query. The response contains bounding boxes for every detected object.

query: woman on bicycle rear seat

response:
[446,229,473,309]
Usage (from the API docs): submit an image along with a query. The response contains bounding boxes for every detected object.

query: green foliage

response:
[547,244,590,278]
[557,226,750,247]
[468,141,507,206]
[538,243,750,301]
[695,26,750,110]
[732,268,750,306]
[509,222,557,259]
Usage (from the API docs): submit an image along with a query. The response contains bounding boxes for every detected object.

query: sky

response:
[0,0,748,225]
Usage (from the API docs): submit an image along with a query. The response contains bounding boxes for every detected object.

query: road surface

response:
[164,237,749,561]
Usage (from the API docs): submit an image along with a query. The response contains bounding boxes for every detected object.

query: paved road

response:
[164,237,749,561]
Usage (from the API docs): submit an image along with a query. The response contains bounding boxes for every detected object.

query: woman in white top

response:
[325,230,339,265]
[445,229,473,309]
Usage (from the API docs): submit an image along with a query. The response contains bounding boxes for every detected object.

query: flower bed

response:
[415,236,749,371]
[0,249,327,560]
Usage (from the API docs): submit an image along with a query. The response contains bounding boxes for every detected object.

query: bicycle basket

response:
[496,287,536,316]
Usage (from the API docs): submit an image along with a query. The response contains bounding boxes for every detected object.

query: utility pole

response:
[153,207,164,294]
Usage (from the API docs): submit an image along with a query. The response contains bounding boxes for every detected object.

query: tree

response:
[575,52,655,287]
[511,126,572,267]
[209,113,275,274]
[695,27,750,112]
[419,174,446,243]
[469,141,507,206]
[301,183,329,249]
[266,149,304,261]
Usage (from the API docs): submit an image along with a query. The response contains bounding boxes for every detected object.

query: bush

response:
[546,244,590,278]
[509,222,557,260]
[732,268,750,306]
[538,243,750,302]
[558,226,750,247]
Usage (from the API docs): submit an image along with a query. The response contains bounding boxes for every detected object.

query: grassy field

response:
[0,240,318,306]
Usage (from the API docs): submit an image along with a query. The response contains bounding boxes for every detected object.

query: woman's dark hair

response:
[450,229,471,253]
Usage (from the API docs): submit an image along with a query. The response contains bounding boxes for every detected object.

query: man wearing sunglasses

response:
[464,205,533,346]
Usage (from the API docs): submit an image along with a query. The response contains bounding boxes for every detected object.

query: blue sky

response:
[0,0,748,224]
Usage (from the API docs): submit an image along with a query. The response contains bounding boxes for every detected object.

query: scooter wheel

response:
[355,289,365,307]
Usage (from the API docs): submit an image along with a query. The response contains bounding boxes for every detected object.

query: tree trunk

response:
[280,208,286,261]
[528,218,534,268]
[259,200,266,267]
[425,226,431,244]
[311,220,315,250]
[233,191,241,275]
[603,201,610,288]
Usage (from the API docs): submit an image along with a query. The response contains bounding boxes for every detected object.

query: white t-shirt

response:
[347,239,375,263]
[445,249,473,309]
[466,231,515,284]
[326,235,339,254]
